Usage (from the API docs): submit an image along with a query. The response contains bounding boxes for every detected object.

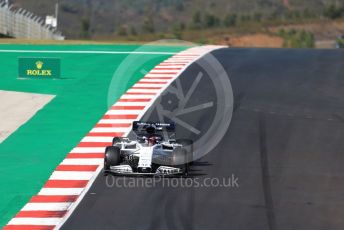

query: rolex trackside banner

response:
[18,57,61,78]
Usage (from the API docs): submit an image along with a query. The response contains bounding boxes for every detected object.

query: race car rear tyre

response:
[176,139,193,175]
[171,147,188,176]
[112,137,123,146]
[176,139,193,163]
[104,146,121,175]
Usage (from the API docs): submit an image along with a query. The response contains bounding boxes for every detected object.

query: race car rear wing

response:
[132,121,175,133]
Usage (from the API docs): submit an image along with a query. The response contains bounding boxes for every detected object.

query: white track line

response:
[0,50,177,55]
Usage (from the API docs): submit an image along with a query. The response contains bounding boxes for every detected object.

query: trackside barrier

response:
[0,0,64,40]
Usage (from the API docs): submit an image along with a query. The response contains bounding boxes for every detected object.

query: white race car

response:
[103,121,193,176]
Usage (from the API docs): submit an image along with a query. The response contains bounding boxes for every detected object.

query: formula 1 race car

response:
[103,121,193,176]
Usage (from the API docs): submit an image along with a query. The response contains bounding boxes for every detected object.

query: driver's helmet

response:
[148,136,159,146]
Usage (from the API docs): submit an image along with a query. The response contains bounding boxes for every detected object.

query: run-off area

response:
[0,90,55,143]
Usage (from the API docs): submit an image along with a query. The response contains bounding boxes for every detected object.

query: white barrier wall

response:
[0,0,64,40]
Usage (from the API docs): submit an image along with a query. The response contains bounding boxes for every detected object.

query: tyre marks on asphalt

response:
[258,113,277,230]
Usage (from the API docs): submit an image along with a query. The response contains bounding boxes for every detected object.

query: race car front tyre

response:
[104,146,121,176]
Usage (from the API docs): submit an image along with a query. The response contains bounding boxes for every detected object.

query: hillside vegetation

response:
[9,0,344,47]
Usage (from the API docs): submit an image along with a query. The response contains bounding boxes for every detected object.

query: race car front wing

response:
[105,165,183,176]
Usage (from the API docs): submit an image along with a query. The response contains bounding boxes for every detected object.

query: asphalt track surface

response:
[62,48,344,230]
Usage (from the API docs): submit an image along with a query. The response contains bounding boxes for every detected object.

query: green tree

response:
[175,2,184,11]
[80,18,90,38]
[323,4,342,19]
[142,17,155,33]
[117,25,128,36]
[179,22,186,31]
[192,11,202,29]
[305,32,315,48]
[193,11,201,24]
[204,13,220,28]
[130,26,137,35]
[224,14,237,27]
[253,12,262,22]
[268,11,279,20]
[240,14,252,22]
[303,9,315,18]
[277,28,286,37]
[278,29,315,48]
[337,37,344,48]
[292,11,301,19]
[173,24,182,39]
